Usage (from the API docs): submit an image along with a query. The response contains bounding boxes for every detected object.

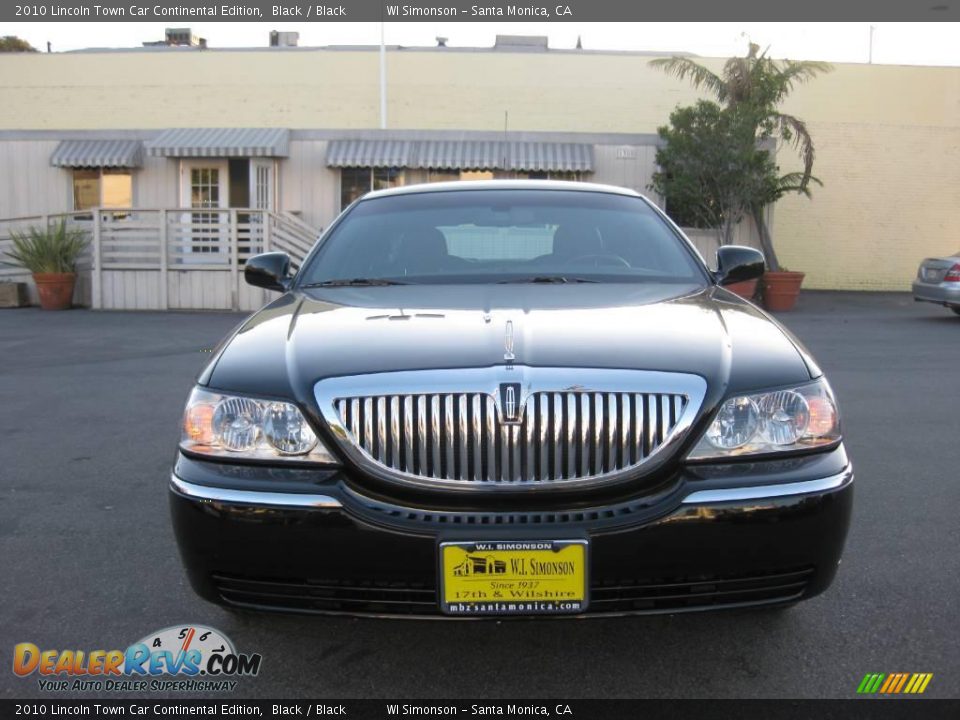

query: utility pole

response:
[379,22,387,129]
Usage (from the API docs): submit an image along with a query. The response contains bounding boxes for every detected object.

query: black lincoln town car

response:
[170,181,853,617]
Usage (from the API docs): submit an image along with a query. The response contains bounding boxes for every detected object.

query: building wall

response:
[0,140,68,218]
[280,140,340,231]
[136,155,179,208]
[0,135,667,241]
[1,49,958,290]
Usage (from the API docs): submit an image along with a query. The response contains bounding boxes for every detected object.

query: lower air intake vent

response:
[212,567,812,616]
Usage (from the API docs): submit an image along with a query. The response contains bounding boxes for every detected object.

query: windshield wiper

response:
[498,275,599,284]
[301,278,409,288]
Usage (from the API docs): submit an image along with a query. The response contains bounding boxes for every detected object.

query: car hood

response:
[203,283,815,410]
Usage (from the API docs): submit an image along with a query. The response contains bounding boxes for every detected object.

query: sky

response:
[3,22,960,65]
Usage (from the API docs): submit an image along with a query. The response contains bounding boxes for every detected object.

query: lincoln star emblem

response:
[504,320,515,362]
[499,383,523,424]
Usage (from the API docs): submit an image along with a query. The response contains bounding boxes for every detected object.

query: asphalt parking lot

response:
[1,291,958,700]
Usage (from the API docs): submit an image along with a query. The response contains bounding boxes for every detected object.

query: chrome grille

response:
[333,390,688,484]
[317,367,706,490]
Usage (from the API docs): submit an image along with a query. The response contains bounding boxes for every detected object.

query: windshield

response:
[297,189,709,286]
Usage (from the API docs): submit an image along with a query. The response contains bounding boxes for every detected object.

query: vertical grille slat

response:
[333,387,689,485]
[485,396,497,483]
[471,395,483,482]
[607,393,618,472]
[634,393,645,462]
[593,393,604,476]
[525,398,536,482]
[403,396,414,473]
[363,398,374,456]
[552,392,563,480]
[499,404,510,482]
[457,395,469,481]
[349,398,360,444]
[673,395,685,429]
[538,394,550,482]
[646,394,657,459]
[444,394,455,480]
[621,394,631,469]
[580,394,591,477]
[430,395,442,479]
[389,396,401,469]
[375,397,387,464]
[416,396,427,475]
[660,395,671,447]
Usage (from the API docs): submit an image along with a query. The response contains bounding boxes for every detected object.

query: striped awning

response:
[326,140,415,168]
[50,139,143,168]
[326,139,594,172]
[411,140,506,170]
[145,128,290,158]
[504,142,594,172]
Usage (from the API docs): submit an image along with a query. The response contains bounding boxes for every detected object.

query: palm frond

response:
[773,60,833,103]
[648,57,726,101]
[775,113,816,185]
[776,172,823,198]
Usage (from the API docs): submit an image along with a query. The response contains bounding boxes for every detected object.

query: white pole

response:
[868,25,875,64]
[379,22,387,129]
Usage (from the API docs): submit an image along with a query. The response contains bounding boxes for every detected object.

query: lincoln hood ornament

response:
[504,320,516,363]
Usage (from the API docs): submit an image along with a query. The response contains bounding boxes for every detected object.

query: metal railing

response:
[0,208,320,310]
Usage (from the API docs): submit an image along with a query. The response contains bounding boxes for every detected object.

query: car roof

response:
[362,179,644,201]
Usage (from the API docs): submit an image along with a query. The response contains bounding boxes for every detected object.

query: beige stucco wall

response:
[1,48,958,290]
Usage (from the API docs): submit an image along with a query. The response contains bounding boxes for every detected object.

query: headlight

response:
[688,379,840,460]
[180,387,339,464]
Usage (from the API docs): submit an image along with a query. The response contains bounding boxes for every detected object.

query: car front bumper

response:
[912,279,960,307]
[170,446,854,618]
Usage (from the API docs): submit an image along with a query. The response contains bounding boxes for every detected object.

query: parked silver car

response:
[913,254,960,315]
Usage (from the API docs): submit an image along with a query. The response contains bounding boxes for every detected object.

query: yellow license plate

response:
[440,540,588,615]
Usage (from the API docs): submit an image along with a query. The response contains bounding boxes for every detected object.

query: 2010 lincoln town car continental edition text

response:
[170,181,853,617]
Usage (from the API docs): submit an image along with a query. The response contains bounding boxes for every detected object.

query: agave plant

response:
[3,220,90,274]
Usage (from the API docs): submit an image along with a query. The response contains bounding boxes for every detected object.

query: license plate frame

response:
[438,539,588,616]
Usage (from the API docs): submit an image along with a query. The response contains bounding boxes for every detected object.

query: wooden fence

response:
[0,209,319,311]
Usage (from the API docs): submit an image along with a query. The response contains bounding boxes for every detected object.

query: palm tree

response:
[650,44,831,269]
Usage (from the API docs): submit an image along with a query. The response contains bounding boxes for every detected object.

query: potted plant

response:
[651,44,832,311]
[2,220,90,310]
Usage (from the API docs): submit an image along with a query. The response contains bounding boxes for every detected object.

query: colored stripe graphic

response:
[857,673,933,694]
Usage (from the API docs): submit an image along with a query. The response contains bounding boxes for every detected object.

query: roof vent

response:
[270,31,299,47]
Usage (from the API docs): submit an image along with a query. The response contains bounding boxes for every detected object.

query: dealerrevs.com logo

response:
[13,625,262,693]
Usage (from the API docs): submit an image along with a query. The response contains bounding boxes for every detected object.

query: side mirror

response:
[245,252,292,292]
[715,246,765,286]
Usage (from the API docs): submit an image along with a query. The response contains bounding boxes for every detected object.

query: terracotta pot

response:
[724,278,759,300]
[762,271,805,312]
[33,272,76,310]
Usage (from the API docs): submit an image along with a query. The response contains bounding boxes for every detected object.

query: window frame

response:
[71,167,134,211]
[339,167,405,211]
